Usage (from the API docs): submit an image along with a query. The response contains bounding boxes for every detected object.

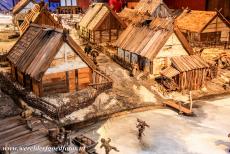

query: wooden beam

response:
[109,29,111,41]
[100,30,102,43]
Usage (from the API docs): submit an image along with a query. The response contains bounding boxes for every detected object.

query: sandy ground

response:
[77,95,230,154]
[0,41,16,52]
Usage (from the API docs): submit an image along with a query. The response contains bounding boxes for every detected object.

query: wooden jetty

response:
[163,99,193,115]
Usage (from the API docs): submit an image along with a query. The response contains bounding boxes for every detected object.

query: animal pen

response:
[176,9,230,49]
[78,3,127,43]
[7,24,112,97]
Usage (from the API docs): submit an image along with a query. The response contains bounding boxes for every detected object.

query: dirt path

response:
[96,53,164,106]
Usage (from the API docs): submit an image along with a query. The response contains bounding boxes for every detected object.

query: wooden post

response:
[130,53,132,64]
[189,91,193,111]
[109,29,111,41]
[123,50,125,61]
[93,31,95,43]
[150,61,153,74]
[100,30,102,43]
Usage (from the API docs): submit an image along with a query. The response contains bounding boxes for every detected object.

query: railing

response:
[189,40,230,49]
[0,69,113,121]
[88,69,113,93]
[0,73,60,120]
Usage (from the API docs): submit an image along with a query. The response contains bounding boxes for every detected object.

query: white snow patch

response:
[64,106,93,121]
[93,93,110,110]
[133,85,156,103]
[185,133,228,154]
[104,99,118,110]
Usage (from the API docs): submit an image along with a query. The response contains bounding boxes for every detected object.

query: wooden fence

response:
[89,69,113,92]
[0,69,113,120]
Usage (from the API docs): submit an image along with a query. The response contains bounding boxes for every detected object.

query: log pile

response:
[155,76,178,92]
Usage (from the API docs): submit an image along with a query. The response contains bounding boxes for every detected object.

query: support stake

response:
[189,91,193,112]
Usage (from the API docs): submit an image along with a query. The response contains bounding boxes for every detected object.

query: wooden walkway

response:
[163,99,193,115]
[0,116,82,154]
[0,116,52,154]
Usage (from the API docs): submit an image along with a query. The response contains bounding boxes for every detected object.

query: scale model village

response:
[0,0,230,154]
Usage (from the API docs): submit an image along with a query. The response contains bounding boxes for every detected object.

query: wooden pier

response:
[163,99,193,115]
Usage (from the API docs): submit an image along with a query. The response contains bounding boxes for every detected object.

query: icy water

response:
[82,95,230,154]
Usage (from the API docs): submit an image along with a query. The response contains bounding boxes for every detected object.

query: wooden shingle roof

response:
[7,24,96,81]
[115,18,194,60]
[79,3,126,31]
[18,5,63,35]
[161,66,180,78]
[171,55,210,72]
[13,0,36,15]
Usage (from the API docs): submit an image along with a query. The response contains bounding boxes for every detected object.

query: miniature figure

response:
[84,44,92,56]
[131,63,139,76]
[136,118,150,140]
[100,138,119,154]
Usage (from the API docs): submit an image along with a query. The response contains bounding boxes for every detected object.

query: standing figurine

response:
[84,44,92,56]
[100,138,119,154]
[131,63,139,76]
[136,118,150,140]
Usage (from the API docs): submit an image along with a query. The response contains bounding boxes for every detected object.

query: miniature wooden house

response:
[114,17,194,76]
[161,55,210,91]
[78,3,127,43]
[17,3,62,35]
[119,0,171,25]
[176,9,230,49]
[12,0,37,27]
[12,0,36,15]
[135,0,171,17]
[7,24,111,97]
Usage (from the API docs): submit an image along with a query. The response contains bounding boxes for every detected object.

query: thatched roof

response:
[118,7,151,25]
[135,0,171,17]
[176,10,217,33]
